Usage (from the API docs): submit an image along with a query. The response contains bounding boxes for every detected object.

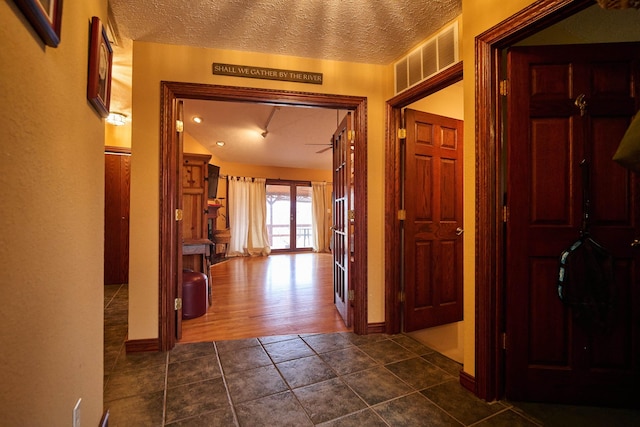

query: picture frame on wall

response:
[13,0,63,47]
[87,16,113,118]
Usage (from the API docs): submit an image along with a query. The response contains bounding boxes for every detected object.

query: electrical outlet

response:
[73,398,81,427]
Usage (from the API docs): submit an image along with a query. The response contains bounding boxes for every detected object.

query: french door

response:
[333,112,353,327]
[266,180,313,252]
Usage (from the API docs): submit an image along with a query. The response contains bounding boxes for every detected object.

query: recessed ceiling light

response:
[193,116,203,124]
[216,141,225,147]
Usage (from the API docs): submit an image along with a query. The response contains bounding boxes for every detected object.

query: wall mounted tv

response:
[207,164,220,200]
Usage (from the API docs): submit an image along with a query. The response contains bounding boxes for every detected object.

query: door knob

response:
[456,227,464,236]
[632,239,640,248]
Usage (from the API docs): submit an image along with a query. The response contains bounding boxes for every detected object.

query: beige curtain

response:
[227,176,271,257]
[311,181,329,252]
[247,178,271,256]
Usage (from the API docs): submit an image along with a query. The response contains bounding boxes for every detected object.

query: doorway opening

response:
[476,0,640,404]
[384,63,464,333]
[159,82,368,351]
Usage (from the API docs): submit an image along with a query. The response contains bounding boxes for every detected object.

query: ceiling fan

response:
[305,141,333,153]
[304,109,341,153]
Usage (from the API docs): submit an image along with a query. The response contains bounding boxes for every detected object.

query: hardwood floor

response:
[180,252,351,343]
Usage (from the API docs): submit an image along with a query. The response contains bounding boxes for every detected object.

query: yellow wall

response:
[184,131,213,156]
[128,42,391,340]
[105,121,132,148]
[408,81,464,121]
[0,1,107,425]
[460,0,540,376]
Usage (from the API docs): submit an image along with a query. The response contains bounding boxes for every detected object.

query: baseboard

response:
[125,338,160,353]
[367,322,385,334]
[459,370,477,395]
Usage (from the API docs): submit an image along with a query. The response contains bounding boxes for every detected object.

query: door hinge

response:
[502,332,507,350]
[175,209,183,221]
[399,291,405,303]
[348,290,355,301]
[502,206,509,223]
[398,209,406,220]
[175,298,182,310]
[348,130,355,141]
[348,210,355,220]
[397,128,407,139]
[176,119,184,133]
[499,80,508,96]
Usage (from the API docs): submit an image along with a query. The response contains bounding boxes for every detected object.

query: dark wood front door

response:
[332,112,353,327]
[104,148,130,285]
[505,43,640,407]
[403,109,464,331]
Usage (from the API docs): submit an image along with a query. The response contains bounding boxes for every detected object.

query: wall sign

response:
[212,63,323,85]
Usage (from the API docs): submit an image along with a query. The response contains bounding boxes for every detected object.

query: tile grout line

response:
[258,334,317,426]
[386,337,473,426]
[161,352,169,426]
[213,341,242,427]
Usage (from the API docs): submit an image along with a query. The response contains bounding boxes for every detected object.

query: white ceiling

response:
[184,101,346,170]
[107,0,462,169]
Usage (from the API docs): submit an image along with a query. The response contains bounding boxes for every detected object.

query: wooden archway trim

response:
[158,82,368,351]
[474,0,592,401]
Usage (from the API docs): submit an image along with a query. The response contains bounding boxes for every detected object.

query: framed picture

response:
[13,0,63,47]
[87,16,113,118]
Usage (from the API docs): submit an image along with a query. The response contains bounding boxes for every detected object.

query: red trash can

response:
[182,270,207,319]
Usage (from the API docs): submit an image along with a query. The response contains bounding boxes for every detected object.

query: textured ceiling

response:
[108,0,461,64]
[107,0,462,170]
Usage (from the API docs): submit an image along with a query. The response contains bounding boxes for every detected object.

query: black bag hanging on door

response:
[558,159,614,331]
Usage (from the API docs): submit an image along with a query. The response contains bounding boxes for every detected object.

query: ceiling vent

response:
[394,21,459,95]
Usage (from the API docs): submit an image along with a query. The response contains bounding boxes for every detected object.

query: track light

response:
[261,106,279,138]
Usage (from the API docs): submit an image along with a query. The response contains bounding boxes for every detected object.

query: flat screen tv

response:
[207,164,220,200]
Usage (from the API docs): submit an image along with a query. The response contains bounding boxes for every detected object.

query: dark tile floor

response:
[104,284,640,426]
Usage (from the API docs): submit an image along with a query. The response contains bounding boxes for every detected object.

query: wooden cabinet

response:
[182,153,211,240]
[182,153,211,272]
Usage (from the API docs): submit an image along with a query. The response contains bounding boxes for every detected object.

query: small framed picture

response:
[87,16,113,118]
[13,0,63,47]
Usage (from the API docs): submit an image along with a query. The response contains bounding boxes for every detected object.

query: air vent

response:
[394,21,459,94]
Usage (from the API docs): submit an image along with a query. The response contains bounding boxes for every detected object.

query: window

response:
[266,180,312,251]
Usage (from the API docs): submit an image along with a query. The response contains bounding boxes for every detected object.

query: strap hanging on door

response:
[557,95,615,331]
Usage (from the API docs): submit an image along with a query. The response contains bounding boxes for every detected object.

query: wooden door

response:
[332,112,353,327]
[104,148,130,285]
[505,43,640,407]
[403,109,464,331]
